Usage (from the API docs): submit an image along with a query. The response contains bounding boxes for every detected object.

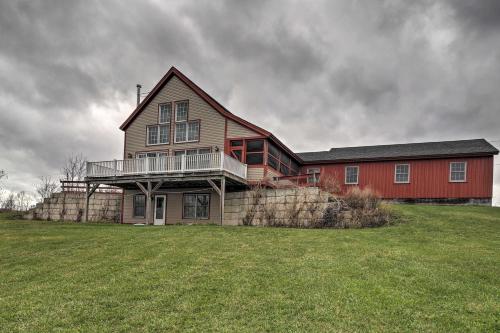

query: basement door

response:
[154,195,166,225]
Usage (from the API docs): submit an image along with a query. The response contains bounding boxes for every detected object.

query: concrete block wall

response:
[223,187,343,227]
[24,192,122,222]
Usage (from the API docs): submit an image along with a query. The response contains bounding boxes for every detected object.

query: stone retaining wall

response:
[223,187,345,226]
[24,192,122,222]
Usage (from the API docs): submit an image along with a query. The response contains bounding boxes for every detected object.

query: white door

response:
[154,195,166,225]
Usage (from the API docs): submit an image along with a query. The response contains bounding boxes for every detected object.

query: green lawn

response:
[0,206,499,332]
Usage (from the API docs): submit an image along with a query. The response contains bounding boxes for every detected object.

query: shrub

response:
[318,173,342,195]
[344,187,381,210]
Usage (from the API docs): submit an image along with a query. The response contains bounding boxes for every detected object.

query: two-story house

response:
[84,67,498,225]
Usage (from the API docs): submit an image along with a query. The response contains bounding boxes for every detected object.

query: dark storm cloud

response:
[0,0,499,203]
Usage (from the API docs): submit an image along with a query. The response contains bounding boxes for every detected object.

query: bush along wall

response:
[223,187,392,228]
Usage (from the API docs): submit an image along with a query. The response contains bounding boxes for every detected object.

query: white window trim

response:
[147,125,170,146]
[158,104,172,124]
[174,120,200,143]
[306,168,321,184]
[394,164,410,184]
[136,151,168,159]
[449,161,467,183]
[345,166,359,185]
[175,101,188,122]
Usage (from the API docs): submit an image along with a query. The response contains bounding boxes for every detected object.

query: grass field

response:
[0,205,499,332]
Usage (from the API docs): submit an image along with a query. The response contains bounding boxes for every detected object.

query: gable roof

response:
[297,139,499,163]
[120,67,270,135]
[119,66,302,163]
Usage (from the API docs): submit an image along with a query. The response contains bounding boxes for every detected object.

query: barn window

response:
[450,162,466,182]
[345,166,359,184]
[394,164,410,183]
[133,194,146,218]
[307,168,321,184]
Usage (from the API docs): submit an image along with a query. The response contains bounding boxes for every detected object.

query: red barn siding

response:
[302,156,494,199]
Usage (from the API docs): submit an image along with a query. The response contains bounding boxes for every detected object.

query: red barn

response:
[297,140,498,204]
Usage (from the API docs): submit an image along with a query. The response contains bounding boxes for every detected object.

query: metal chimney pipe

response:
[136,84,142,106]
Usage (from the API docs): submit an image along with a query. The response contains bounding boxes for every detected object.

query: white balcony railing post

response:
[220,151,224,170]
[181,154,186,172]
[113,159,117,176]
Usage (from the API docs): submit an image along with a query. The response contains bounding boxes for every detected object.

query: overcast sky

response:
[0,0,499,204]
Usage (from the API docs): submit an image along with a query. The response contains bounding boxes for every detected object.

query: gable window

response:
[395,164,410,183]
[245,139,264,165]
[450,162,466,182]
[183,193,210,219]
[147,125,169,145]
[307,168,321,184]
[133,194,146,218]
[159,103,172,124]
[175,101,188,122]
[345,166,359,184]
[175,121,200,143]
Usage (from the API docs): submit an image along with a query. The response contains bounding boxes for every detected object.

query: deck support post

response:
[84,183,100,222]
[220,176,225,226]
[136,181,153,225]
[146,181,152,225]
[84,182,90,222]
[207,178,225,225]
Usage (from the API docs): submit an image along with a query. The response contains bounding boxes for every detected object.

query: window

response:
[187,121,200,141]
[147,125,169,145]
[133,194,146,218]
[230,140,243,147]
[245,139,264,165]
[175,148,211,156]
[136,152,168,158]
[266,142,296,176]
[395,164,410,183]
[175,101,188,122]
[307,168,321,184]
[175,120,199,143]
[159,103,172,124]
[183,194,210,219]
[345,166,359,184]
[450,162,466,182]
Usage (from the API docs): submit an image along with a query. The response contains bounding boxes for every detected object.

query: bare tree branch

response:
[61,154,87,181]
[36,176,59,201]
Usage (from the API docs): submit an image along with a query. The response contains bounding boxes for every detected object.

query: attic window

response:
[159,103,172,124]
[175,101,188,122]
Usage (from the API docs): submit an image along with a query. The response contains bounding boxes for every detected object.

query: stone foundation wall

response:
[223,187,346,226]
[24,192,122,222]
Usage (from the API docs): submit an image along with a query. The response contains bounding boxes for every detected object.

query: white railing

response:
[86,152,247,179]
